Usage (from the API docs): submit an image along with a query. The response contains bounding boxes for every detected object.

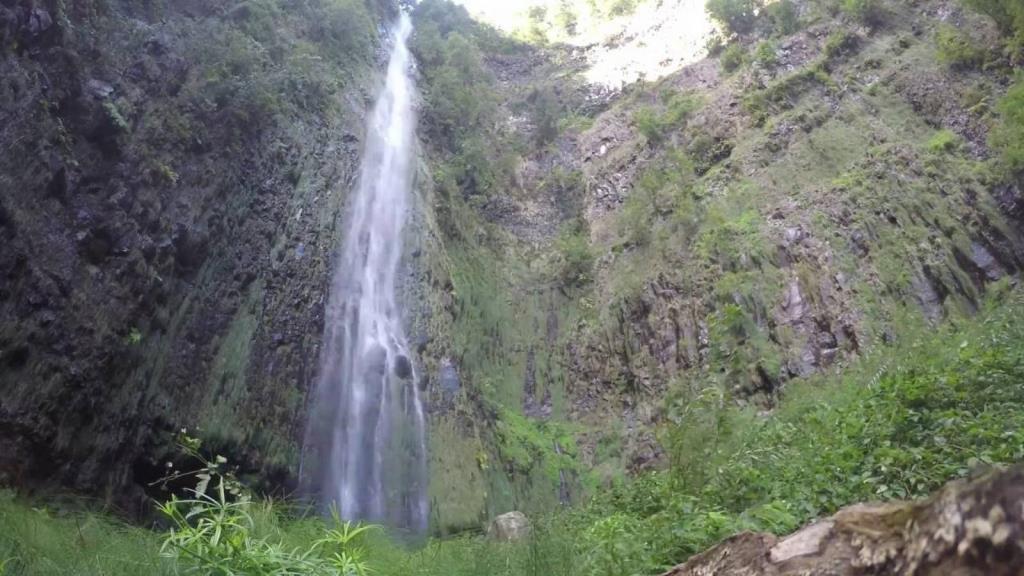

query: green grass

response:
[0,492,172,575]
[565,286,1024,574]
[4,288,1023,576]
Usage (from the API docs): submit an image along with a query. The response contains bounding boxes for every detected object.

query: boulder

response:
[394,354,412,379]
[487,511,531,542]
[662,466,1024,575]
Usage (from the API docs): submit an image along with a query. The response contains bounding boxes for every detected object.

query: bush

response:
[705,0,762,36]
[557,2,579,35]
[991,78,1024,173]
[961,0,1024,48]
[156,435,377,576]
[841,0,883,25]
[754,41,778,68]
[935,25,985,68]
[823,29,859,61]
[927,129,960,154]
[529,84,563,145]
[705,34,725,56]
[555,220,594,288]
[767,0,801,36]
[633,92,701,146]
[720,42,746,72]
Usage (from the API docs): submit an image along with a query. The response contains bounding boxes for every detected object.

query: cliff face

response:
[408,0,1024,532]
[0,0,393,512]
[1,0,1021,537]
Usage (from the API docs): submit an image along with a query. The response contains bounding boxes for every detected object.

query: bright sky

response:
[450,0,715,87]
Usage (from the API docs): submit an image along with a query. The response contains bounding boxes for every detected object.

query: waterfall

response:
[306,13,427,532]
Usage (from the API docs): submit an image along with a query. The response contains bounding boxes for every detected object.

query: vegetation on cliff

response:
[2,0,1024,574]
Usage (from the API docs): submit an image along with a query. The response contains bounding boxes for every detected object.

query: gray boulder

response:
[487,511,531,542]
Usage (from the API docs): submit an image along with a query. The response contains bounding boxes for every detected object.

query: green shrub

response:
[705,0,762,36]
[927,129,960,153]
[991,78,1024,173]
[720,42,746,72]
[102,99,129,132]
[557,1,579,35]
[767,0,801,36]
[529,84,563,145]
[556,220,595,288]
[823,29,859,61]
[315,0,375,67]
[617,151,697,248]
[961,0,1024,49]
[604,0,640,17]
[841,0,883,25]
[705,33,726,56]
[935,24,985,68]
[633,92,701,146]
[573,293,1024,575]
[156,435,376,576]
[755,41,778,68]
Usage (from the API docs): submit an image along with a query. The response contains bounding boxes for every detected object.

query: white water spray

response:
[307,13,427,532]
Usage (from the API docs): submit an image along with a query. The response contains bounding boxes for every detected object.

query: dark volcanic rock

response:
[0,0,385,513]
[662,466,1024,576]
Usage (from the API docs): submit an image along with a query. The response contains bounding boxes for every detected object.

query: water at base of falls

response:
[303,13,427,533]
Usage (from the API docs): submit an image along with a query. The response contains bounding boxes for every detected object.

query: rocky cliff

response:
[0,0,394,513]
[407,0,1024,531]
[1,0,1021,539]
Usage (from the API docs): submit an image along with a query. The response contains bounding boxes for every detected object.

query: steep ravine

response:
[1,0,1022,547]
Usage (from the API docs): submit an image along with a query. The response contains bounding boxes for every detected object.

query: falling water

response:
[306,13,427,532]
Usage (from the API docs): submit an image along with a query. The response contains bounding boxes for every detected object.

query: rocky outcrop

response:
[0,0,393,513]
[662,466,1024,576]
[487,511,532,542]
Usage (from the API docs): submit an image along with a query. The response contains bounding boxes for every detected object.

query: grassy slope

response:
[3,285,1022,575]
[3,1,1024,576]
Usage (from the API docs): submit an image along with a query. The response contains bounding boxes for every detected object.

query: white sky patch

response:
[450,0,715,88]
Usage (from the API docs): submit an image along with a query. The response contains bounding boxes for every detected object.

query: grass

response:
[0,492,171,575]
[3,288,1023,576]
[565,286,1024,574]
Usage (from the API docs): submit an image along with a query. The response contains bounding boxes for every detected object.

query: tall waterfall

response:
[307,13,427,532]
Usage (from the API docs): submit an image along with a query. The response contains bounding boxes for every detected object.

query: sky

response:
[448,0,715,87]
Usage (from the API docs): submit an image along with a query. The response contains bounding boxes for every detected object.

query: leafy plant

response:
[705,33,725,56]
[840,0,882,26]
[754,41,778,68]
[927,129,960,154]
[720,42,746,72]
[633,92,701,146]
[102,100,130,133]
[935,24,985,68]
[823,29,859,61]
[555,220,595,288]
[991,77,1024,173]
[767,0,801,36]
[156,434,376,576]
[705,0,762,36]
[960,0,1024,51]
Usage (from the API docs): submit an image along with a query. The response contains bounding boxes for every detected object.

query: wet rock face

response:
[662,466,1024,576]
[0,0,382,511]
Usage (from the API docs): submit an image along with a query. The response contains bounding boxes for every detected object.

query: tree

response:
[705,0,762,36]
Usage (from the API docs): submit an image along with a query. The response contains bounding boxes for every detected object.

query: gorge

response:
[1,0,1024,574]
